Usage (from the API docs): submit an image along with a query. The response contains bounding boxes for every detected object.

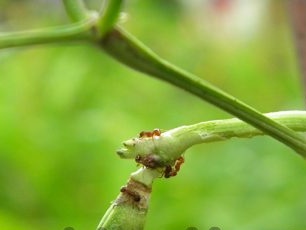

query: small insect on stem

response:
[135,154,163,169]
[164,156,185,179]
[174,156,185,172]
[139,128,161,138]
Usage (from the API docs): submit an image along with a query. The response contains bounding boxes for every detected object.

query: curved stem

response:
[96,0,124,38]
[101,111,306,229]
[0,4,305,157]
[100,28,306,157]
[0,17,97,49]
[63,0,89,22]
[117,111,306,161]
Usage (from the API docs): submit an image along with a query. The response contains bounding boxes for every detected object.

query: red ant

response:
[139,128,161,138]
[135,154,185,178]
[164,156,185,178]
[135,154,163,169]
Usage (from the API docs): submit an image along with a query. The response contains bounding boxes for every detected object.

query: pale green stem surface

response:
[97,168,159,230]
[100,28,306,157]
[100,111,306,229]
[117,111,306,162]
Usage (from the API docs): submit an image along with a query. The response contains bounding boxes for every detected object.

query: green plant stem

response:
[63,0,89,22]
[97,0,124,38]
[99,28,306,157]
[0,4,305,157]
[117,111,306,161]
[102,111,306,229]
[0,17,96,49]
[97,168,159,230]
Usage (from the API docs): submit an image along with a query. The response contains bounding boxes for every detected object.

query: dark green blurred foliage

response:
[0,0,306,229]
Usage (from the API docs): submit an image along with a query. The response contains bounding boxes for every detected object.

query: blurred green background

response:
[1,0,306,229]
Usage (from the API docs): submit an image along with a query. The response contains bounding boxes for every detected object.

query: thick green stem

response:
[0,17,97,49]
[117,111,306,161]
[100,28,306,157]
[97,168,159,230]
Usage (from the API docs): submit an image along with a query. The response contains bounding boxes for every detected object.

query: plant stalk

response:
[99,28,306,157]
[97,168,159,230]
[117,111,306,161]
[96,0,124,38]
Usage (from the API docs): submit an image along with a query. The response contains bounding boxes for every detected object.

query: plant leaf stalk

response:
[0,17,97,49]
[0,1,305,229]
[0,0,305,156]
[99,28,306,157]
[102,111,306,229]
[117,111,306,161]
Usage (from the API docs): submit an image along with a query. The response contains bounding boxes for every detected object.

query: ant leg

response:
[152,128,161,137]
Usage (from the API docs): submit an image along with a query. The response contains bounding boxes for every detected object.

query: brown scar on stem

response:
[117,178,152,209]
[120,186,141,202]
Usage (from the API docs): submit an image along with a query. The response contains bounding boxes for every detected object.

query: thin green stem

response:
[0,17,97,49]
[63,0,89,22]
[117,111,306,161]
[96,0,124,38]
[100,28,306,157]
